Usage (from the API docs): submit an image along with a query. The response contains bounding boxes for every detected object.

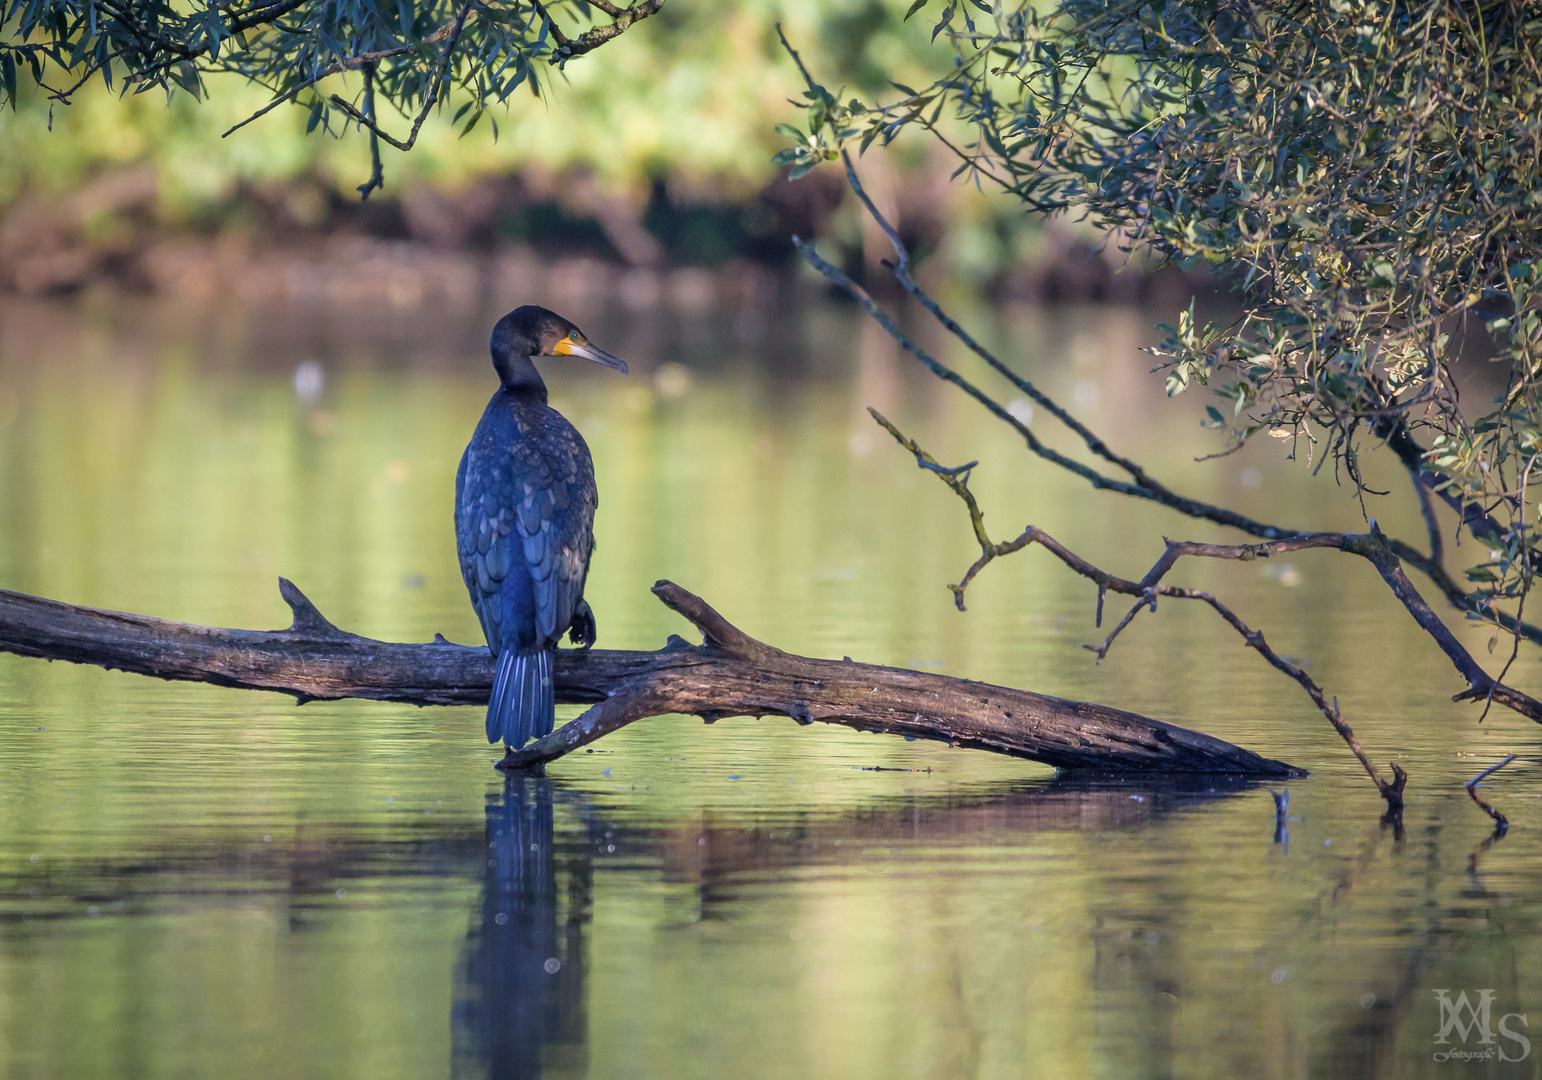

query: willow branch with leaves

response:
[779,2,1542,812]
[779,0,1542,646]
[2,0,664,195]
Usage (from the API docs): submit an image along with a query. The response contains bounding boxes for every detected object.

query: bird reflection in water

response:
[453,775,589,1079]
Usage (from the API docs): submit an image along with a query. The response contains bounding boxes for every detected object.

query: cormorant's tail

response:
[486,647,555,747]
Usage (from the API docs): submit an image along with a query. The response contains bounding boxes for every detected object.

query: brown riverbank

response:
[0,163,1215,311]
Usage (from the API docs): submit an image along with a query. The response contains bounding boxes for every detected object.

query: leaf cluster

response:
[782,0,1542,612]
[3,0,660,187]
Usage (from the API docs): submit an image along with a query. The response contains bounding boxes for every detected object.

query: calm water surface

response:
[0,293,1539,1079]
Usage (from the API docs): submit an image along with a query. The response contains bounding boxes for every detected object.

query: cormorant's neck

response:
[494,351,548,402]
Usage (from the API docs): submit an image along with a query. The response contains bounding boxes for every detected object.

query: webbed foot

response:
[568,598,597,649]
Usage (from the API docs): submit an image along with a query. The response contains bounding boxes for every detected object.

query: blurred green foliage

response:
[0,0,949,209]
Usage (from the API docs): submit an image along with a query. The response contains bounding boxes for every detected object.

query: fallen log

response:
[0,577,1300,776]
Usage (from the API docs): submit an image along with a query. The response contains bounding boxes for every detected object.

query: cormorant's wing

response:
[456,405,597,656]
[511,418,596,647]
[456,432,523,655]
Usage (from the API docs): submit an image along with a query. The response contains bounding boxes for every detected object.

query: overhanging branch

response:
[869,413,1542,810]
[796,153,1542,651]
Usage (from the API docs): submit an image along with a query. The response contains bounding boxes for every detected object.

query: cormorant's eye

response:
[569,332,581,341]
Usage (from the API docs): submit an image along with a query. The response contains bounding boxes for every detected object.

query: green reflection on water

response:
[1,296,1540,1079]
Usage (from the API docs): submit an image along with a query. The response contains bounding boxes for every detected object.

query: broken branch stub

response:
[0,578,1299,777]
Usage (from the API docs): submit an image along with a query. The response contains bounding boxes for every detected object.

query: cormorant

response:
[456,306,627,748]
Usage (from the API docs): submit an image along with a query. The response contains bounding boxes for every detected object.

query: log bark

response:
[0,577,1300,777]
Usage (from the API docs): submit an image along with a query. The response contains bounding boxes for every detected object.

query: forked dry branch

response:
[792,153,1542,816]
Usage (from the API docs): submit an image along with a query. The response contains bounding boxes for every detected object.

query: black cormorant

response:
[456,306,628,748]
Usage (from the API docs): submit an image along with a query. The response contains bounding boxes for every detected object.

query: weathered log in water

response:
[0,577,1300,776]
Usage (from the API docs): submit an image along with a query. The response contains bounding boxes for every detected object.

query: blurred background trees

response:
[1,0,1212,306]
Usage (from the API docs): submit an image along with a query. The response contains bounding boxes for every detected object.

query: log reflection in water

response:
[9,777,1510,1076]
[635,777,1265,915]
[453,776,589,1079]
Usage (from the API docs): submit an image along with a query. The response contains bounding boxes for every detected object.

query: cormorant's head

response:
[490,306,629,376]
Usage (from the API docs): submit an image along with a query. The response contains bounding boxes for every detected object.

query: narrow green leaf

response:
[931,1,956,41]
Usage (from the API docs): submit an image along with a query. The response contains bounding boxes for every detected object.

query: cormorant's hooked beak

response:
[553,337,628,374]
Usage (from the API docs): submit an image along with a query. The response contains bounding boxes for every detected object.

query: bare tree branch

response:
[219,13,475,141]
[328,0,474,153]
[870,410,1542,808]
[1413,464,1446,568]
[1466,753,1517,830]
[526,0,574,48]
[355,62,384,200]
[551,0,663,61]
[841,151,1184,498]
[798,159,1542,654]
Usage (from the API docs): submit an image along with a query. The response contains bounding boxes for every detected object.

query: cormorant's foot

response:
[568,599,597,649]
